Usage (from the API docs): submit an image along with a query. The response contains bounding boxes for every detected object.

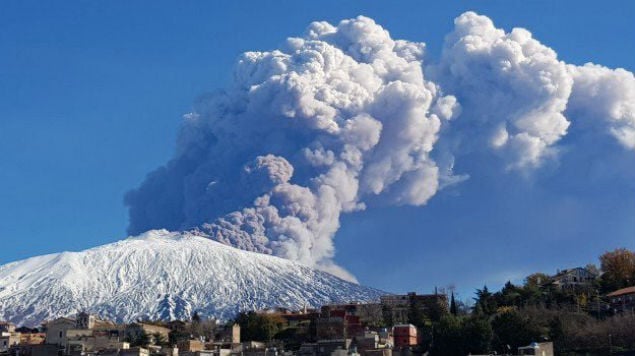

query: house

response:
[44,317,76,347]
[1,331,21,353]
[0,322,15,333]
[353,331,391,355]
[44,313,124,355]
[607,286,635,314]
[392,324,416,349]
[551,267,598,289]
[178,339,205,352]
[65,329,128,355]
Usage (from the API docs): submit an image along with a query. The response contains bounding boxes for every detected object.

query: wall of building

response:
[45,318,76,347]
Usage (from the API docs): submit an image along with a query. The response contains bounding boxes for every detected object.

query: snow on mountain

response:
[0,230,384,327]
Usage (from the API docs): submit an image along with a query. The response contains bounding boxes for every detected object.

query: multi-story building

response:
[44,317,77,347]
[551,267,599,290]
[315,306,369,340]
[320,303,383,327]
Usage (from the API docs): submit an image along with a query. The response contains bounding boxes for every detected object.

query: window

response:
[60,331,63,338]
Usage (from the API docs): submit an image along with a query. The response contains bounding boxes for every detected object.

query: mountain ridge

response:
[0,230,384,327]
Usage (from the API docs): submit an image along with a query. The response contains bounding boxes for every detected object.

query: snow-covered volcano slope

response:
[0,230,383,327]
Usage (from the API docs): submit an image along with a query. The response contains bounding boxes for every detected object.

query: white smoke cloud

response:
[428,11,573,170]
[567,63,635,150]
[126,13,634,282]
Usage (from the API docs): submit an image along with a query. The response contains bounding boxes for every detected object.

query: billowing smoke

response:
[429,12,634,170]
[125,12,635,281]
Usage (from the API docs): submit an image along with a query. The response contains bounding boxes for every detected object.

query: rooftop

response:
[607,286,635,297]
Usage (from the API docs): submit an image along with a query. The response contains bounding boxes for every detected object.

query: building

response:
[119,346,150,356]
[0,322,16,333]
[65,329,128,355]
[231,323,240,346]
[213,323,240,346]
[44,317,76,347]
[392,325,416,349]
[320,303,383,327]
[607,286,635,314]
[518,341,554,356]
[353,330,392,355]
[1,331,21,353]
[7,343,60,356]
[20,332,46,345]
[316,308,363,340]
[380,293,448,324]
[551,267,598,289]
[178,339,205,352]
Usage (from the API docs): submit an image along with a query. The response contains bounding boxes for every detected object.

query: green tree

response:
[126,330,150,347]
[235,311,286,342]
[462,317,493,355]
[431,315,492,356]
[407,299,427,327]
[524,273,551,288]
[497,281,523,307]
[491,309,543,353]
[152,332,167,346]
[431,315,463,356]
[474,285,497,316]
[450,292,457,316]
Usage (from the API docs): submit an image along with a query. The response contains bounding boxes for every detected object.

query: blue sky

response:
[1,1,634,300]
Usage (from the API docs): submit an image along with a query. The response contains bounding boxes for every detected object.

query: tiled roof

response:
[607,286,635,297]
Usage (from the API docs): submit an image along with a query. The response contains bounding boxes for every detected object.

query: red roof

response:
[607,286,635,297]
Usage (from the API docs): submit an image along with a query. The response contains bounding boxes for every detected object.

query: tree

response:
[494,281,526,308]
[192,311,202,323]
[152,332,167,346]
[450,292,457,315]
[235,311,286,342]
[491,309,543,354]
[524,273,551,288]
[431,315,464,356]
[407,299,427,327]
[126,330,150,347]
[430,315,492,356]
[381,304,393,328]
[462,317,493,355]
[474,286,497,316]
[599,248,635,292]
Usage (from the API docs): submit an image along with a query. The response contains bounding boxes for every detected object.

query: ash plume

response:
[126,13,635,281]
